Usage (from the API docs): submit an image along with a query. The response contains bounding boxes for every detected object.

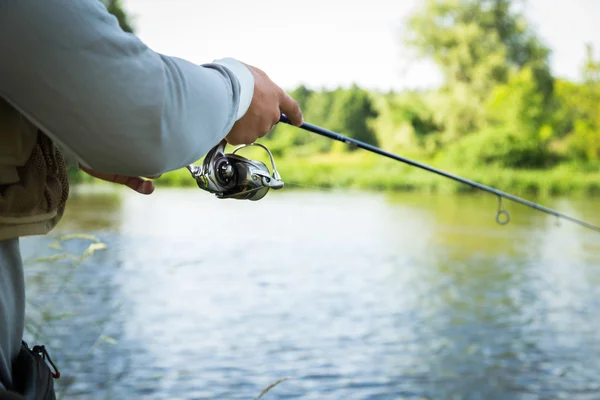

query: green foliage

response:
[328,84,379,149]
[551,45,600,162]
[263,85,379,156]
[485,67,552,135]
[101,0,135,33]
[370,90,443,155]
[404,0,553,139]
[583,43,600,84]
[405,0,551,88]
[442,127,555,169]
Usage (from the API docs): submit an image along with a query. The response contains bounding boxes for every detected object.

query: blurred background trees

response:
[264,0,599,172]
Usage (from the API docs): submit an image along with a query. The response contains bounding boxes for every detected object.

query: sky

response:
[122,0,600,92]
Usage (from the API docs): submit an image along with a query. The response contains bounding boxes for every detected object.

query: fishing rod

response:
[186,115,600,233]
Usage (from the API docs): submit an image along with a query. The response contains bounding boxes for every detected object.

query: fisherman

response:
[0,1,303,398]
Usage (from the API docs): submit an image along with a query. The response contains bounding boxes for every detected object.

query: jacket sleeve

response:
[0,0,254,177]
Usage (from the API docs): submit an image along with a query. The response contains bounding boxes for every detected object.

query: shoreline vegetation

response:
[69,152,600,198]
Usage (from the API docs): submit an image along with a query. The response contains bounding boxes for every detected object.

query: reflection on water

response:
[20,187,600,399]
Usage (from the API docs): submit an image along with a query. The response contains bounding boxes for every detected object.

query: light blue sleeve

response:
[0,0,254,177]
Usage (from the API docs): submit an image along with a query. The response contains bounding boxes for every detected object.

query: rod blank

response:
[279,115,600,233]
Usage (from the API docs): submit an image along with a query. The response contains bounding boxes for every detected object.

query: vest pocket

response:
[0,98,37,184]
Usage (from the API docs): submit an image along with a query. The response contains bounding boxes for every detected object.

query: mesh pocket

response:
[0,131,69,227]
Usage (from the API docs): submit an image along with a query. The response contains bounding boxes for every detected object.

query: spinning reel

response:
[186,139,283,201]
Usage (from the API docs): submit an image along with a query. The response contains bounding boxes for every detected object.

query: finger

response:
[278,91,303,126]
[80,166,155,195]
[226,124,255,145]
[271,109,282,127]
[140,180,155,194]
[112,175,155,195]
[259,111,280,137]
[126,177,155,195]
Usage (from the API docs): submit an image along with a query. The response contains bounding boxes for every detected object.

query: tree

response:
[554,44,600,162]
[475,67,556,168]
[403,0,553,139]
[583,43,600,85]
[327,84,379,149]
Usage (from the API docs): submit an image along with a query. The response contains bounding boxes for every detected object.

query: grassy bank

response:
[127,152,600,198]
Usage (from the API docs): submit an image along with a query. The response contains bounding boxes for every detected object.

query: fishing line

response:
[284,182,336,191]
[279,115,600,233]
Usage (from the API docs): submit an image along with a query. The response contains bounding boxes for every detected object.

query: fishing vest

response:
[0,97,69,241]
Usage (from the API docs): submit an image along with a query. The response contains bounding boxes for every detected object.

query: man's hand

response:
[79,165,160,195]
[225,64,304,145]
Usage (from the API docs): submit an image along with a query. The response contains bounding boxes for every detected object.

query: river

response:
[19,186,600,399]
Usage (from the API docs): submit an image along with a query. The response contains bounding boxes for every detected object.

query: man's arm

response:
[0,0,254,177]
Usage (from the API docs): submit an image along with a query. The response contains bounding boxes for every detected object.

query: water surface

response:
[21,187,600,399]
